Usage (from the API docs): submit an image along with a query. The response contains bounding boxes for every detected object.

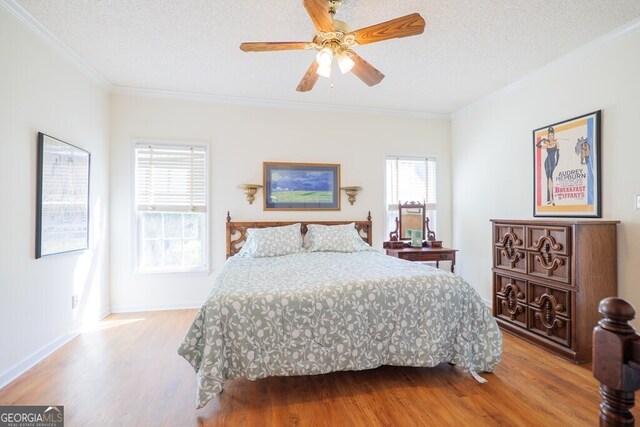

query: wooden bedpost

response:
[593,297,640,426]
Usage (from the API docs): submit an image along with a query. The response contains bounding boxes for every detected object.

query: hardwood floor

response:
[0,309,635,426]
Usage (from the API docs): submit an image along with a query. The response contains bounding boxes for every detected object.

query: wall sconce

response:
[238,184,262,204]
[341,186,362,205]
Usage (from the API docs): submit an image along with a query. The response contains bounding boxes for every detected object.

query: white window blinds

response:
[386,157,436,209]
[135,144,206,212]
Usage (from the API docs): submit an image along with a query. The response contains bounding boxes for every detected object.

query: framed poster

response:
[36,133,91,258]
[533,110,601,217]
[264,162,340,210]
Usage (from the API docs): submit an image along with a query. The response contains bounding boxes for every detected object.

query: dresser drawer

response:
[494,224,525,249]
[495,274,526,302]
[527,252,571,284]
[526,225,571,255]
[528,308,571,348]
[494,274,527,328]
[494,247,526,274]
[396,251,453,262]
[493,224,526,274]
[495,296,527,328]
[528,282,570,318]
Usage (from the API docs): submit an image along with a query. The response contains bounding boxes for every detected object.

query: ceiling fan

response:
[239,0,426,92]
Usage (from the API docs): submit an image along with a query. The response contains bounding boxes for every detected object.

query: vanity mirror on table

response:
[383,201,458,272]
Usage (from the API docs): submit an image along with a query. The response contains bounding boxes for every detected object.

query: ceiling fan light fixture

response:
[337,52,355,74]
[315,47,333,66]
[240,1,426,92]
[316,62,332,78]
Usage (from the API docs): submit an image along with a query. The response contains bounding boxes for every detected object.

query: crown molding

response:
[1,0,448,119]
[112,85,451,120]
[4,0,640,121]
[0,0,112,89]
[452,17,640,120]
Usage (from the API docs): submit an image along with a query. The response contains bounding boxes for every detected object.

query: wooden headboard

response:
[225,211,372,258]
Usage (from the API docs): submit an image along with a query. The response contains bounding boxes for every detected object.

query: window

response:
[134,142,208,273]
[385,156,437,236]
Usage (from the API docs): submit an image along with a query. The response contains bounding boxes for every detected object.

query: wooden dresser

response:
[491,219,619,363]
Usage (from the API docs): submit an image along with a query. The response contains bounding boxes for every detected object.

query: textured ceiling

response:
[15,0,640,114]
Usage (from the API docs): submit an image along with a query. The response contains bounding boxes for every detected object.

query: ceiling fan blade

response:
[350,13,425,46]
[240,42,310,52]
[296,61,320,92]
[350,52,385,87]
[303,0,335,32]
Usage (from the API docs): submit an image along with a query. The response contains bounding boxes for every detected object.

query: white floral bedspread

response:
[178,251,502,408]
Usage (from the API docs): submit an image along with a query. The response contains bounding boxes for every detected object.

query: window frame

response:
[131,139,210,275]
[384,155,437,238]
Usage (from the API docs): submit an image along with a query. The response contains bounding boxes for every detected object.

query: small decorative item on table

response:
[410,229,423,247]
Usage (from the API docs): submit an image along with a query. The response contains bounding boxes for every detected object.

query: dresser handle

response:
[545,300,553,323]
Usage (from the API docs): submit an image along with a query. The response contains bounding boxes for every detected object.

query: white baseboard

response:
[0,332,78,390]
[0,302,196,391]
[110,302,202,313]
[99,307,111,320]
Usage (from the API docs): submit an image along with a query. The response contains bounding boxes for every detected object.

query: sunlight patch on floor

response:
[81,317,145,333]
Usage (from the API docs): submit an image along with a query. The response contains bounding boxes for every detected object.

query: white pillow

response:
[306,223,373,252]
[237,223,304,258]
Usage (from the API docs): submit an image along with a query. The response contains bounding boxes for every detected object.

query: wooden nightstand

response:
[385,247,458,273]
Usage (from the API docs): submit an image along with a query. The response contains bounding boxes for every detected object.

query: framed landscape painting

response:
[264,162,340,210]
[533,110,601,217]
[36,133,91,258]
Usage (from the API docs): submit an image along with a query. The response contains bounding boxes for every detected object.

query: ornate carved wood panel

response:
[526,225,571,255]
[494,224,526,274]
[527,251,570,284]
[494,274,527,328]
[529,306,571,347]
[528,282,570,318]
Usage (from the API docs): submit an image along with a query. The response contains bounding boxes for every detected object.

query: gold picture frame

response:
[263,162,341,211]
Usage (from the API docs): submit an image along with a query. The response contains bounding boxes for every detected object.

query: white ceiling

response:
[14,0,640,114]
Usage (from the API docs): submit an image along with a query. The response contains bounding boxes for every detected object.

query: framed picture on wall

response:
[264,162,340,210]
[36,133,91,258]
[533,110,601,217]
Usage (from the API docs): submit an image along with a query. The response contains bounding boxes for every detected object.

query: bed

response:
[178,214,502,408]
[593,297,640,426]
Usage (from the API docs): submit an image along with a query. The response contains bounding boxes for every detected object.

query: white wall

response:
[451,29,640,312]
[0,7,110,386]
[109,94,451,311]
